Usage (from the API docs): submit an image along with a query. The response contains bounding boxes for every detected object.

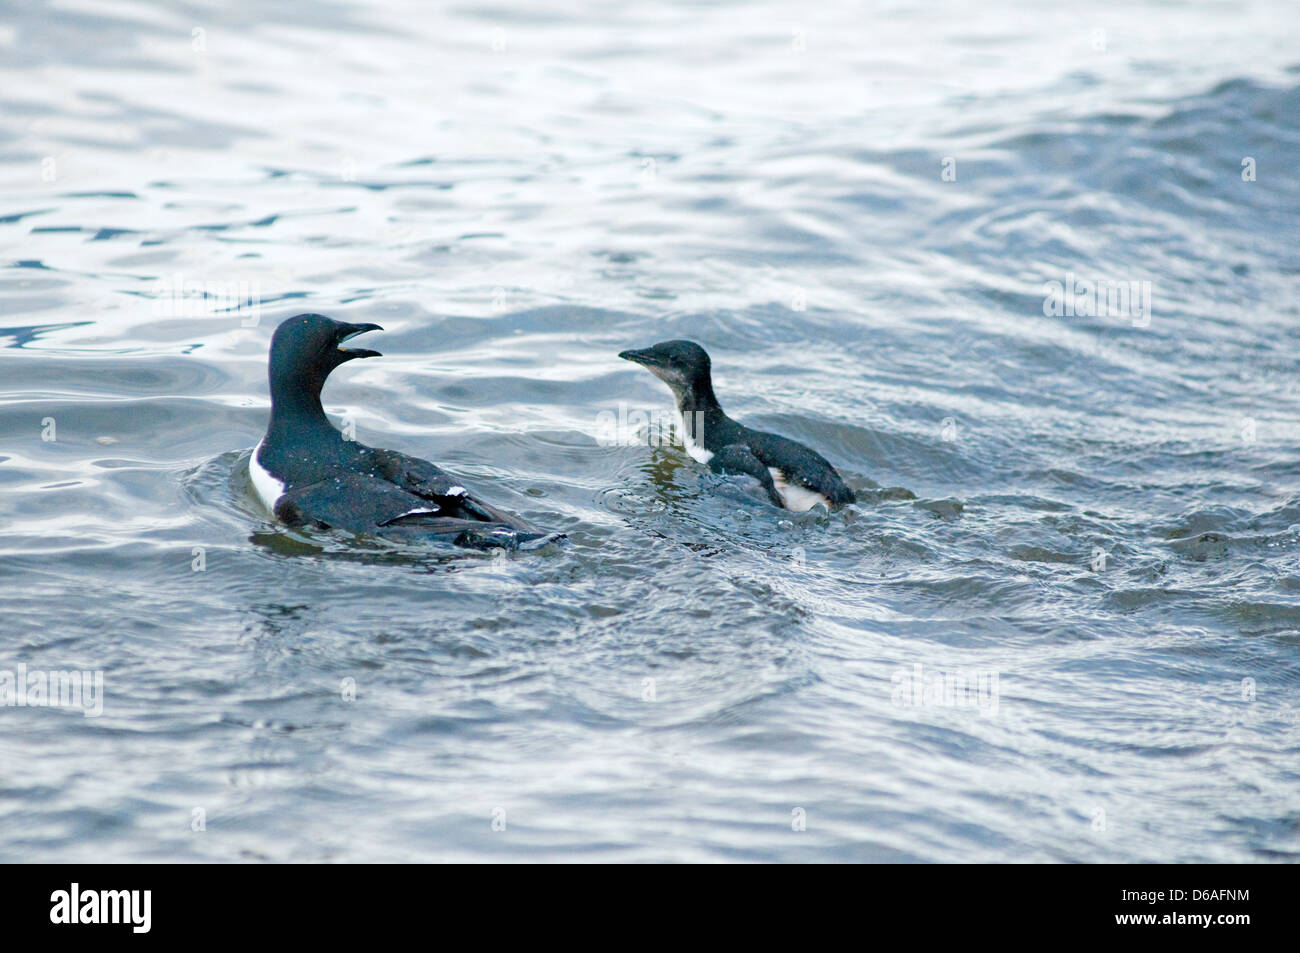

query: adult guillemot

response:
[618,340,854,511]
[251,313,562,550]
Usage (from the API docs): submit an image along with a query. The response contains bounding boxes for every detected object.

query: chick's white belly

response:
[676,411,714,464]
[769,468,829,511]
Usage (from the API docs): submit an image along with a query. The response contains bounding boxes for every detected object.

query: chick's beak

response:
[618,347,659,367]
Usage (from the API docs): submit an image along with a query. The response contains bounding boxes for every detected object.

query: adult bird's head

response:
[267,313,383,413]
[618,339,714,406]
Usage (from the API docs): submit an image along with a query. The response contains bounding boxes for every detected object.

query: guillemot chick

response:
[250,313,562,550]
[618,340,854,511]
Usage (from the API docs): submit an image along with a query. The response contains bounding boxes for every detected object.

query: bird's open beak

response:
[337,322,383,360]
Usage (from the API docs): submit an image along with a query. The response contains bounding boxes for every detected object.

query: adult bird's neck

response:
[267,382,340,442]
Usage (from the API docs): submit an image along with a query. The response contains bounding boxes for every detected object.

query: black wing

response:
[743,429,855,507]
[274,472,560,550]
[274,473,443,533]
[364,447,535,531]
[709,443,785,508]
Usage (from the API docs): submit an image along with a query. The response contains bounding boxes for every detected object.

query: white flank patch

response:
[249,439,286,510]
[676,410,714,464]
[398,506,439,518]
[769,468,829,512]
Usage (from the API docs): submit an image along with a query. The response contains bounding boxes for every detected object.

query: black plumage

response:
[252,313,561,550]
[619,340,854,511]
